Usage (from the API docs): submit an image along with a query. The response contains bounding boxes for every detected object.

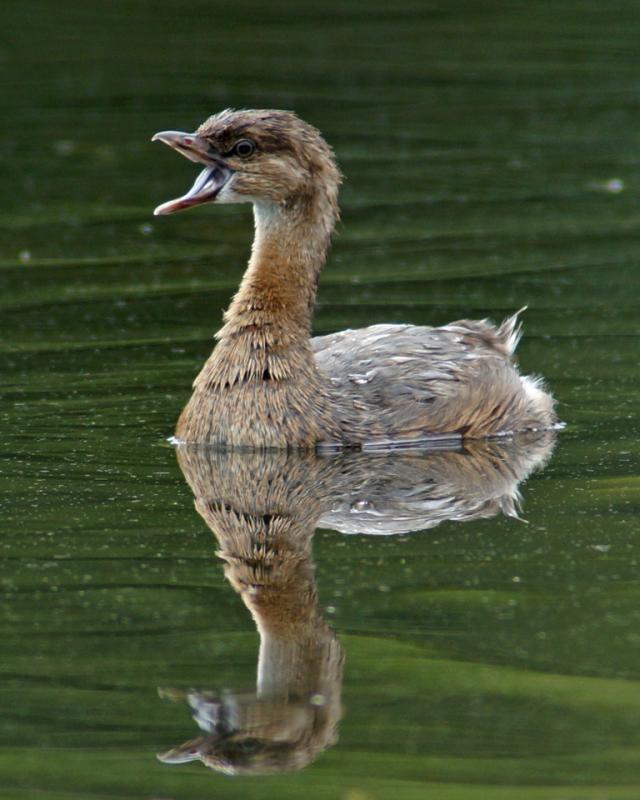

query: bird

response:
[152,109,556,449]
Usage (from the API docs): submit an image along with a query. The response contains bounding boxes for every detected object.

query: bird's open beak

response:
[151,131,233,215]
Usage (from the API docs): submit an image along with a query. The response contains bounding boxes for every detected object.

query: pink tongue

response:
[154,167,217,216]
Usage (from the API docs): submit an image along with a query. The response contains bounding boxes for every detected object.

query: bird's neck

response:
[217,196,336,342]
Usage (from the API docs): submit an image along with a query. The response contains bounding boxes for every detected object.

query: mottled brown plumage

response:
[152,109,556,448]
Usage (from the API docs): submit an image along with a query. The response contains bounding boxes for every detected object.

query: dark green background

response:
[2,1,640,797]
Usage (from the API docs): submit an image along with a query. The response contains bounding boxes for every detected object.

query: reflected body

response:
[158,432,554,775]
[153,110,556,449]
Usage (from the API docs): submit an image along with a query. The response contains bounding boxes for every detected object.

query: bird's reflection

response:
[158,432,555,775]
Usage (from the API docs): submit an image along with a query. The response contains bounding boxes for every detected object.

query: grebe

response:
[152,109,555,449]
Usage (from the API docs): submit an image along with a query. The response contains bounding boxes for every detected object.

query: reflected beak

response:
[157,735,209,764]
[151,130,233,215]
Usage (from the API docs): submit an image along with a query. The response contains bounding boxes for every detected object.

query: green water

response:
[3,0,640,797]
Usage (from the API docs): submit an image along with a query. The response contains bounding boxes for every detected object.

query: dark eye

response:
[233,139,255,158]
[238,738,260,752]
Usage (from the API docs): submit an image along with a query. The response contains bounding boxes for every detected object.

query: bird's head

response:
[152,109,342,217]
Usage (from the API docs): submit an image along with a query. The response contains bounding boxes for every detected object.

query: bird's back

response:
[312,314,555,444]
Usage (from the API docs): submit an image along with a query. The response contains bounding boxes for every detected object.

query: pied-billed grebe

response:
[152,109,555,449]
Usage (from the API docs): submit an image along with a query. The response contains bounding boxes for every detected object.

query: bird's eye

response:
[233,139,255,158]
